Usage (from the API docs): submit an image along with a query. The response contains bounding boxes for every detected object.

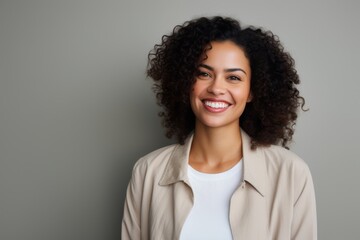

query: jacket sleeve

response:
[121,161,144,240]
[291,164,317,240]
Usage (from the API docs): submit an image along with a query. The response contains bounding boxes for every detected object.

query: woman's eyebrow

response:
[199,64,247,75]
[199,64,213,71]
[225,68,247,75]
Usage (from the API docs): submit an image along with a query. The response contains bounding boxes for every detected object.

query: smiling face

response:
[190,40,252,130]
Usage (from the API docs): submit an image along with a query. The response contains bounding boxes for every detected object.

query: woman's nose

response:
[207,77,226,95]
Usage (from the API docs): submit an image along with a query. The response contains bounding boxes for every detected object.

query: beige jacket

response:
[122,131,317,240]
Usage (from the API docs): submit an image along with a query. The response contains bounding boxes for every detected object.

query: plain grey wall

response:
[1,0,359,239]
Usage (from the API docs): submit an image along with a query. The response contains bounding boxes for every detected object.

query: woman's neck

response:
[189,123,243,173]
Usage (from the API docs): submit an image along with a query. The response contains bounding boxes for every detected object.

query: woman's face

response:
[190,40,252,129]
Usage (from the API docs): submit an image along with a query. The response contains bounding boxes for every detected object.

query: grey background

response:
[1,0,359,239]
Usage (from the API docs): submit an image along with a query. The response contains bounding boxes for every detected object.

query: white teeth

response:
[204,101,229,109]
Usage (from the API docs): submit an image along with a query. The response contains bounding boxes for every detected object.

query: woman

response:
[122,16,317,240]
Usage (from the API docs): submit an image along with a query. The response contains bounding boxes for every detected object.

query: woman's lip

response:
[202,99,231,112]
[202,99,231,105]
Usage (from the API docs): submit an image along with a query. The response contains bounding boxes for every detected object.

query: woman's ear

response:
[247,92,253,103]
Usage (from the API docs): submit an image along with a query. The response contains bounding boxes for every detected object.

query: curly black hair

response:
[147,16,305,149]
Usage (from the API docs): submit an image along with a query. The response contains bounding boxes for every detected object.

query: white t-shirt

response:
[180,160,243,240]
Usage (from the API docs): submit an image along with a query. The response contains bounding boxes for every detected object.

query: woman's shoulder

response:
[132,143,179,174]
[260,144,311,175]
[258,145,315,197]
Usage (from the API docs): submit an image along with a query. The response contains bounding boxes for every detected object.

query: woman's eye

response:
[228,76,241,81]
[197,71,211,79]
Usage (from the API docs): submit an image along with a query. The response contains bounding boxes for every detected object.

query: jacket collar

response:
[159,134,193,186]
[159,129,267,196]
[241,130,267,196]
